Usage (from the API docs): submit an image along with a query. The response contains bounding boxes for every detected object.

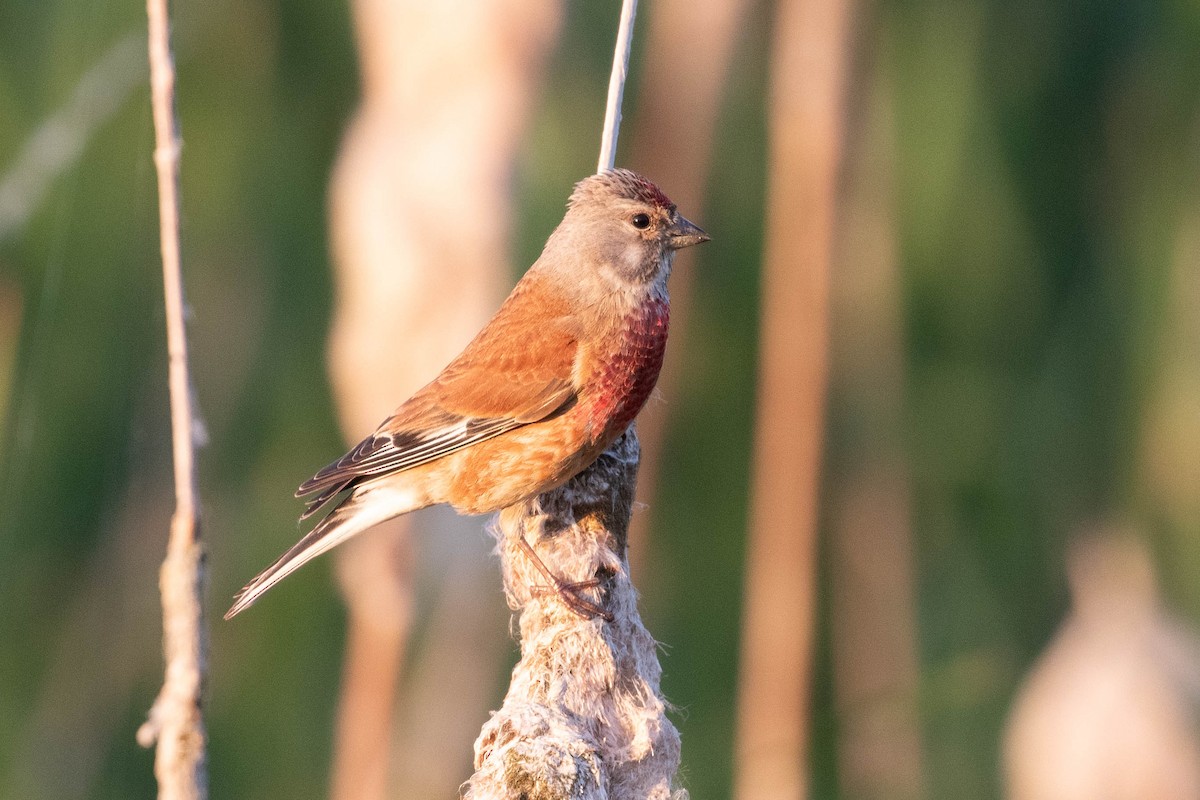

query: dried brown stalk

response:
[463,5,684,796]
[136,0,209,798]
[325,0,561,796]
[734,0,854,798]
[465,430,685,800]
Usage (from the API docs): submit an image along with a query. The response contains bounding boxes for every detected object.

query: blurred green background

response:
[2,0,1199,798]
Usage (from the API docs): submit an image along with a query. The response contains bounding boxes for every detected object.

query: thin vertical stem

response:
[467,4,685,796]
[148,0,194,509]
[597,0,639,173]
[734,0,853,798]
[138,0,208,797]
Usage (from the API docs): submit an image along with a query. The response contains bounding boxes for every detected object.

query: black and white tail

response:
[224,482,426,619]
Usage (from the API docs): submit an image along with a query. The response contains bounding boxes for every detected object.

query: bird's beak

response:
[666,215,710,250]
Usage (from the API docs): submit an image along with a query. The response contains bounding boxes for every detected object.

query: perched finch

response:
[225,169,708,620]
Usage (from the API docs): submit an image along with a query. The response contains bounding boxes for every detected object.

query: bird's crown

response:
[569,168,675,212]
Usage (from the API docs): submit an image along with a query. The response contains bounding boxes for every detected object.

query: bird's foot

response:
[517,535,614,622]
[529,578,613,622]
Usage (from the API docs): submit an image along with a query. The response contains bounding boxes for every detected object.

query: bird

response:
[225,169,708,620]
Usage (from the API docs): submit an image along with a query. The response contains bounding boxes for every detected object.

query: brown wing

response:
[296,273,579,517]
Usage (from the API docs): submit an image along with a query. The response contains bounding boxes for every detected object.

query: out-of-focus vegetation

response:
[1,1,1198,798]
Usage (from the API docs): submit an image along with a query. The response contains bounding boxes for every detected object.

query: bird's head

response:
[548,169,709,294]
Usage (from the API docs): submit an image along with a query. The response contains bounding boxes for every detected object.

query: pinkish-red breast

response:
[586,296,670,438]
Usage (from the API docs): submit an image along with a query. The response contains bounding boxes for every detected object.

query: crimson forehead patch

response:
[571,168,675,211]
[617,170,673,209]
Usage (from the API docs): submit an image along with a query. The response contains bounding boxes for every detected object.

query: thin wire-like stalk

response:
[596,0,639,173]
[465,4,688,796]
[137,0,209,797]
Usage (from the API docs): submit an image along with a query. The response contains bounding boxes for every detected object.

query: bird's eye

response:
[631,213,651,230]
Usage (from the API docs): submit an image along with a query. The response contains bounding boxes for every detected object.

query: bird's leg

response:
[516,534,614,622]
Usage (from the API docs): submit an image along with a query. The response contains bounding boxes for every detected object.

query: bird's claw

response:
[530,578,614,622]
[517,535,614,622]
